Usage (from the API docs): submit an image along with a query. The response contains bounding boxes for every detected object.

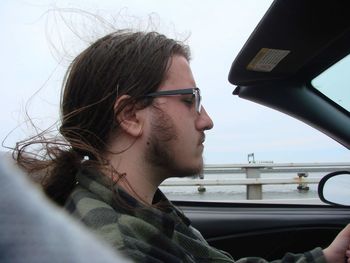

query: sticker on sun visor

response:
[247,48,290,72]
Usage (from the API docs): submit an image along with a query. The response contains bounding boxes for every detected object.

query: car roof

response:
[228,0,350,149]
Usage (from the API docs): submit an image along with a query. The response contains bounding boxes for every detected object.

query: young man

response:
[15,30,350,262]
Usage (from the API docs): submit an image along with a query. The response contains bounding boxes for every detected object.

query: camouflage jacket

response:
[65,167,326,263]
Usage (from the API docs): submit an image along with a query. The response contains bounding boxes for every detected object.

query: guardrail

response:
[161,162,350,200]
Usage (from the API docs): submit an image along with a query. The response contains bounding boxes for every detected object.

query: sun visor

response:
[228,0,350,86]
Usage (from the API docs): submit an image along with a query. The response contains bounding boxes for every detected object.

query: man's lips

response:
[199,133,205,145]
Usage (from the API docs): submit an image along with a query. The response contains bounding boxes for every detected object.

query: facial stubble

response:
[145,108,203,179]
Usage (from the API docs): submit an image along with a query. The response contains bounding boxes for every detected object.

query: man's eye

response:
[182,97,194,105]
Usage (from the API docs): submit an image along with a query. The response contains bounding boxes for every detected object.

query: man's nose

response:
[197,107,214,131]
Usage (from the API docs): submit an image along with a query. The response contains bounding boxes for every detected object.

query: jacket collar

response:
[76,167,191,238]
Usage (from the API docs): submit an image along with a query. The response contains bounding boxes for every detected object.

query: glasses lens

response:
[195,89,202,113]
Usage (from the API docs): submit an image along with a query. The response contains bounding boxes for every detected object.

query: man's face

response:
[144,55,214,179]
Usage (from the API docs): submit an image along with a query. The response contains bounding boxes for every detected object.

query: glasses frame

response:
[145,87,202,113]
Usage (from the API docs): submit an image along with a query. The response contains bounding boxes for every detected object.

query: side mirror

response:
[318,171,350,206]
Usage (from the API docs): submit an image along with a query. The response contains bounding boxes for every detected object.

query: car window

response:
[311,54,350,113]
[161,53,350,205]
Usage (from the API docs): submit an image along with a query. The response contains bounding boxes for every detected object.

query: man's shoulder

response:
[65,186,117,225]
[65,186,146,229]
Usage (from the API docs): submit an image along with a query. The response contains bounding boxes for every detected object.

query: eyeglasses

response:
[145,87,202,114]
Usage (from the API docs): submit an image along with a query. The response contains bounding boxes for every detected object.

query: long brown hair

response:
[14,30,190,205]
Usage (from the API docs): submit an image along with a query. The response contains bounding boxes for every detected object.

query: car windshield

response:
[311,54,350,113]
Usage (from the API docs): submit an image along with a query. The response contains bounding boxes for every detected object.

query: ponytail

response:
[43,149,82,205]
[14,140,84,206]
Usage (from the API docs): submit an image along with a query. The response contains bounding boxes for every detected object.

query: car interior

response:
[175,0,350,260]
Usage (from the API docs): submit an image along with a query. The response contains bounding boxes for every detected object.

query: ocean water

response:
[160,172,322,203]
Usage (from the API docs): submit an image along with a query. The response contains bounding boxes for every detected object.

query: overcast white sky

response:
[1,0,349,164]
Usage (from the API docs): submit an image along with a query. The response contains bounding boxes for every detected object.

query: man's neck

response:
[105,148,164,205]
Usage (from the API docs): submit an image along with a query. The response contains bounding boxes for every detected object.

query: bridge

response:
[160,162,350,203]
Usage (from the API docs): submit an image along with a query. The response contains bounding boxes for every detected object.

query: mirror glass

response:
[322,174,350,206]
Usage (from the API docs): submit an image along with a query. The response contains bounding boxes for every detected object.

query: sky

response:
[1,0,349,164]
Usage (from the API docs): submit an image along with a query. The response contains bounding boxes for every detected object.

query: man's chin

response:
[174,162,203,178]
[188,173,203,179]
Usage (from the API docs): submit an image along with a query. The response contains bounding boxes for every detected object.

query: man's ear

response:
[114,95,144,137]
